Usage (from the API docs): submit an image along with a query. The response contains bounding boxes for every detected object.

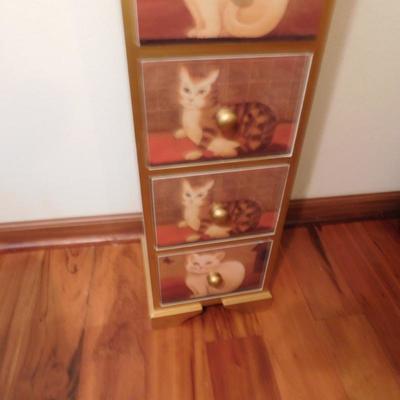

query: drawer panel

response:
[158,240,272,305]
[135,0,324,44]
[141,54,312,167]
[152,164,289,248]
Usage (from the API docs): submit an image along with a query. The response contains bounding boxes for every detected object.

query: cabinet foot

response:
[150,303,203,329]
[222,291,273,312]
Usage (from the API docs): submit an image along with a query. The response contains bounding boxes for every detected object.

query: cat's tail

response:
[223,0,289,38]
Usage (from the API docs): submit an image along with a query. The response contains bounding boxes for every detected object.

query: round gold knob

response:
[210,203,229,224]
[216,107,238,131]
[207,272,223,288]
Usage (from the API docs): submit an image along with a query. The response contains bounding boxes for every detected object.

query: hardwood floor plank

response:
[77,243,150,400]
[200,305,263,343]
[349,221,400,309]
[146,319,217,400]
[318,223,400,375]
[206,335,281,400]
[0,252,30,363]
[1,247,96,400]
[318,315,400,400]
[0,251,45,399]
[362,219,400,281]
[282,226,361,319]
[257,253,349,400]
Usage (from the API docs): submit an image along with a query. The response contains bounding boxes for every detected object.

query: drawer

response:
[158,239,272,305]
[141,54,312,167]
[152,164,289,248]
[135,0,324,44]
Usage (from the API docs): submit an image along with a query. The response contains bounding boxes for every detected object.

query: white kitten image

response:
[185,252,246,297]
[183,0,289,39]
[175,66,219,147]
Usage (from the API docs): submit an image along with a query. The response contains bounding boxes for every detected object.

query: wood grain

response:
[1,219,400,399]
[207,336,281,400]
[282,225,361,319]
[318,315,400,400]
[317,222,400,376]
[0,247,95,400]
[257,254,349,400]
[77,243,149,400]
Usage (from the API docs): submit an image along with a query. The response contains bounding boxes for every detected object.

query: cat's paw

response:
[207,138,239,157]
[195,29,221,38]
[174,129,186,139]
[178,220,188,228]
[186,234,201,242]
[184,150,203,161]
[187,28,199,38]
[205,225,231,238]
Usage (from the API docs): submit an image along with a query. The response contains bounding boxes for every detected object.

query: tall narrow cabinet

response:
[121,0,335,326]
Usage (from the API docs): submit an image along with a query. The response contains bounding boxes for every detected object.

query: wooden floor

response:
[0,219,399,400]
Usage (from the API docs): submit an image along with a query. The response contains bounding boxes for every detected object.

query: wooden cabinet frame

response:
[121,0,336,326]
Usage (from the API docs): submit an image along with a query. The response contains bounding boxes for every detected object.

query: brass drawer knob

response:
[207,272,223,288]
[211,203,229,224]
[216,107,238,130]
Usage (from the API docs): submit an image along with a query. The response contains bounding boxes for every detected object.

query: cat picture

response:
[184,251,246,297]
[158,240,272,303]
[179,178,262,242]
[183,0,290,38]
[175,66,277,161]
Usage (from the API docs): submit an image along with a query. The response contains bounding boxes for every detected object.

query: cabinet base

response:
[149,291,272,328]
[150,303,204,329]
[222,290,273,311]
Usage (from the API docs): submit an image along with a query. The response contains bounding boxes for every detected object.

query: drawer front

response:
[135,0,324,44]
[158,240,272,305]
[141,54,312,167]
[152,164,289,248]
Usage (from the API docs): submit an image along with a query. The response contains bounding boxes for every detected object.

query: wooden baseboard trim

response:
[1,192,398,252]
[0,213,143,252]
[286,191,400,226]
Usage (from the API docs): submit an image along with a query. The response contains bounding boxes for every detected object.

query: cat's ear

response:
[179,66,191,83]
[182,179,191,191]
[187,254,197,263]
[204,69,220,86]
[203,179,215,192]
[215,252,225,261]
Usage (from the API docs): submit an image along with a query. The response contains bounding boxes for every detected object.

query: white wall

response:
[293,0,400,198]
[0,0,140,223]
[0,0,399,223]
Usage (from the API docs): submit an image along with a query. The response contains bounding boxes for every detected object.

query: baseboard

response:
[0,213,143,252]
[286,191,400,226]
[1,192,399,252]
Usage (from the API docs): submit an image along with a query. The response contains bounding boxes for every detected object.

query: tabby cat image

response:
[175,66,277,161]
[179,179,262,242]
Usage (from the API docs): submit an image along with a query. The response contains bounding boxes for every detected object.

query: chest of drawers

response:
[121,0,335,327]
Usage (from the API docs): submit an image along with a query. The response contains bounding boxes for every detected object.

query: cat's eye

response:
[197,194,203,198]
[185,193,191,197]
[183,87,190,93]
[198,89,206,95]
